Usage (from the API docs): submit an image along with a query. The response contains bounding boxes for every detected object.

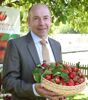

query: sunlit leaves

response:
[0,0,88,33]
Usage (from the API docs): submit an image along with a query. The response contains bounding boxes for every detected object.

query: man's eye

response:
[34,18,38,20]
[44,17,48,19]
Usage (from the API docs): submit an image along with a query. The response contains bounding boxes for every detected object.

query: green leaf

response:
[32,68,42,83]
[42,70,51,77]
[53,71,61,76]
[1,34,10,40]
[48,63,55,70]
[10,34,20,39]
[55,17,60,26]
[52,68,61,76]
[58,64,64,70]
[61,72,69,82]
[36,64,42,67]
[61,15,67,24]
[33,73,41,83]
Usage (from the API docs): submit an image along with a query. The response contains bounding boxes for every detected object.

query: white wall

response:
[52,34,88,65]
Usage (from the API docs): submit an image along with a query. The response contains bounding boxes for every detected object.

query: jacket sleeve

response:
[2,40,36,98]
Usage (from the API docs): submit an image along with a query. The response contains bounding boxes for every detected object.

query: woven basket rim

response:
[41,77,86,96]
[41,77,86,87]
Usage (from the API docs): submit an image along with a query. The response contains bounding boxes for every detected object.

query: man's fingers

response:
[35,83,66,100]
[58,96,66,100]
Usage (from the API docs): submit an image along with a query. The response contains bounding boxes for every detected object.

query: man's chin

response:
[40,33,48,38]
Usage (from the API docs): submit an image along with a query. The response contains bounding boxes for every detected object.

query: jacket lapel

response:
[26,33,40,65]
[49,38,61,62]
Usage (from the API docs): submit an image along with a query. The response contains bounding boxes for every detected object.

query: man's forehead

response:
[29,4,51,16]
[30,4,49,11]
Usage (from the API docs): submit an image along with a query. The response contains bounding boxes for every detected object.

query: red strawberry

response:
[73,76,79,82]
[62,69,69,74]
[61,81,67,85]
[65,64,69,67]
[0,40,8,48]
[67,67,72,73]
[0,50,5,60]
[79,77,85,84]
[55,76,61,84]
[41,63,48,67]
[78,72,84,77]
[0,12,7,21]
[45,74,52,80]
[67,79,75,86]
[75,82,80,85]
[55,63,60,67]
[60,78,67,85]
[72,67,79,72]
[69,72,76,79]
[0,33,4,37]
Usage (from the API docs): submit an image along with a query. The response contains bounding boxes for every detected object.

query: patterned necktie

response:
[40,39,50,64]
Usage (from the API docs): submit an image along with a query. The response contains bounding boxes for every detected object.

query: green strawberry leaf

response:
[49,63,55,68]
[42,70,51,77]
[10,34,19,39]
[1,34,10,40]
[32,68,42,83]
[59,64,65,70]
[36,64,42,68]
[53,71,61,76]
[61,72,69,82]
[52,68,61,76]
[33,73,41,83]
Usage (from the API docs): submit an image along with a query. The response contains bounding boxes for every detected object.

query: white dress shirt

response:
[31,31,55,96]
[31,31,55,64]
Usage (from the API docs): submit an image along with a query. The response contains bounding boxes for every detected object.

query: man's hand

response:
[35,83,66,100]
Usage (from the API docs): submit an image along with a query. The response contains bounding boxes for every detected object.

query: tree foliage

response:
[0,0,88,33]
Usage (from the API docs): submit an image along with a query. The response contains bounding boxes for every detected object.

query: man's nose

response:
[39,19,44,25]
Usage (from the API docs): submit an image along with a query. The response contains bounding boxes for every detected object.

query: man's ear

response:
[27,17,30,26]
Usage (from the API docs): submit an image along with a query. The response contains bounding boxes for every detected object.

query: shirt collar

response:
[31,31,49,44]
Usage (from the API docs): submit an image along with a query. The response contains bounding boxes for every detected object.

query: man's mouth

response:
[38,28,47,31]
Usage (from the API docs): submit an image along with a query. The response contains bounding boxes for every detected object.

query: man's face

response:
[28,6,51,38]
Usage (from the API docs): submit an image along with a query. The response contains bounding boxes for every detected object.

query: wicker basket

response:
[41,77,86,96]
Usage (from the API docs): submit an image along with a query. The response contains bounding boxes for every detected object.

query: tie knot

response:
[40,39,47,45]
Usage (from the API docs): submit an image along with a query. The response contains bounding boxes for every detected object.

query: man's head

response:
[28,4,51,38]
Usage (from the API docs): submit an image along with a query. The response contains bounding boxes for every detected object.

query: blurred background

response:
[0,0,88,99]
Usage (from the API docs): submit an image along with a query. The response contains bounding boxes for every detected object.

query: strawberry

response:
[41,63,48,67]
[61,80,67,85]
[72,67,79,72]
[0,12,7,21]
[60,78,67,85]
[73,76,79,82]
[45,74,52,81]
[62,82,67,85]
[69,72,76,79]
[78,72,83,77]
[74,82,80,85]
[65,64,69,67]
[0,33,4,37]
[55,63,60,67]
[55,76,61,84]
[79,77,85,84]
[62,69,69,74]
[0,40,8,48]
[67,79,75,86]
[67,67,72,73]
[0,50,5,60]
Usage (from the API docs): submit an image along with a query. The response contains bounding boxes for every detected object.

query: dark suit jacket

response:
[3,32,62,100]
